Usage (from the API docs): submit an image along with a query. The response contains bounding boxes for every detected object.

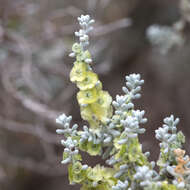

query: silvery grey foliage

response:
[132,110,148,124]
[113,164,128,178]
[76,15,95,48]
[155,114,186,180]
[155,115,179,154]
[106,74,148,184]
[134,166,157,187]
[113,74,144,114]
[167,165,185,187]
[102,123,121,144]
[56,114,80,164]
[56,113,78,136]
[113,74,145,116]
[112,180,129,190]
[113,95,134,115]
[173,180,185,189]
[118,110,146,143]
[111,74,147,145]
[123,74,144,100]
[79,125,102,144]
[61,137,79,164]
[69,14,94,64]
[167,158,190,189]
[146,24,184,54]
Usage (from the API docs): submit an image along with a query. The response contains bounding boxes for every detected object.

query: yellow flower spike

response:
[77,71,98,90]
[77,88,98,104]
[70,62,87,82]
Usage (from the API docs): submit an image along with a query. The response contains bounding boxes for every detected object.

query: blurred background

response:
[0,0,190,189]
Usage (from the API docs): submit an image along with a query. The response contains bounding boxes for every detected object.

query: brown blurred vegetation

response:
[0,0,190,190]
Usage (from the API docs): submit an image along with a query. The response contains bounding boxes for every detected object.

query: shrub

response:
[56,15,190,190]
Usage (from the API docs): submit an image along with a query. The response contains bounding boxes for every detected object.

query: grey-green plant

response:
[56,14,190,190]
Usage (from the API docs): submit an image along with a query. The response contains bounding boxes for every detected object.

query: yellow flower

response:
[90,104,108,124]
[161,181,177,190]
[77,71,98,90]
[77,88,98,104]
[87,165,103,181]
[69,163,86,184]
[72,161,82,174]
[79,90,112,125]
[86,165,115,184]
[101,167,115,180]
[80,105,93,121]
[90,91,113,123]
[86,142,102,156]
[73,172,85,183]
[70,62,87,82]
[80,105,99,128]
[97,91,112,107]
[79,140,88,152]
